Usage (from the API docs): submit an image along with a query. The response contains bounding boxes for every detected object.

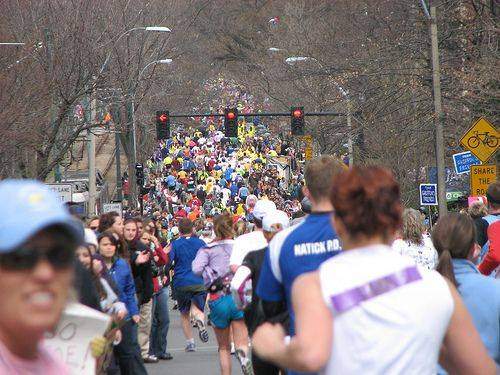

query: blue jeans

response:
[114,319,147,375]
[149,287,171,356]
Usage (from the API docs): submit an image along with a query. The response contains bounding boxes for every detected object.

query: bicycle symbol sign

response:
[460,117,499,163]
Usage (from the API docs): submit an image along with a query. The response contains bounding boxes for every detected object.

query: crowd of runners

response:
[0,117,499,375]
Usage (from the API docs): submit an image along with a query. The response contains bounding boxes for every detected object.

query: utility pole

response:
[347,99,354,167]
[429,1,447,216]
[115,129,123,201]
[88,97,97,216]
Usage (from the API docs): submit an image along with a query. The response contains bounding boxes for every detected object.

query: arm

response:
[439,279,496,375]
[123,264,139,316]
[192,248,210,276]
[252,272,332,373]
[478,222,500,275]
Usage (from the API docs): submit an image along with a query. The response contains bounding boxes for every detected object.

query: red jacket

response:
[479,221,500,276]
[152,245,169,293]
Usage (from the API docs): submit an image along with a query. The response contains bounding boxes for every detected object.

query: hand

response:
[135,252,150,265]
[90,335,107,358]
[132,315,140,324]
[113,329,122,345]
[251,322,286,360]
[115,309,126,321]
[92,259,103,276]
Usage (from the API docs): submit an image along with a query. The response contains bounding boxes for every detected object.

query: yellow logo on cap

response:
[28,193,44,204]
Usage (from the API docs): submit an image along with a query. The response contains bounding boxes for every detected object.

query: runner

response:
[229,199,276,273]
[192,213,253,375]
[169,218,209,351]
[432,213,500,366]
[252,166,496,374]
[231,209,290,375]
[0,180,83,374]
[392,208,438,270]
[255,156,344,374]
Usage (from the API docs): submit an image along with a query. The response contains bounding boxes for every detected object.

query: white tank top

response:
[319,245,453,375]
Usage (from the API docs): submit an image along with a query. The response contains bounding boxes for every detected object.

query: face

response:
[139,232,150,246]
[0,230,73,340]
[111,216,124,235]
[123,222,137,241]
[99,237,116,259]
[76,246,91,268]
[88,219,99,231]
[136,222,143,233]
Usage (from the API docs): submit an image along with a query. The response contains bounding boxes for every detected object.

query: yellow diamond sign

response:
[460,117,499,163]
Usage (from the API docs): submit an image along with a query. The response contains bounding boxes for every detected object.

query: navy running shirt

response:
[256,212,341,335]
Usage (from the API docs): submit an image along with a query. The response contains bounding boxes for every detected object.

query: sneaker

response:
[142,355,159,363]
[185,342,196,352]
[158,352,173,360]
[235,349,254,375]
[195,318,209,343]
[230,342,235,355]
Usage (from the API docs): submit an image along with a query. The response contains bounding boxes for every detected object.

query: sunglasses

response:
[0,245,74,271]
[89,226,98,231]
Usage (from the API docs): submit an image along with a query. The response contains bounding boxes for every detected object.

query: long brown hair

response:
[431,213,475,286]
[213,213,234,240]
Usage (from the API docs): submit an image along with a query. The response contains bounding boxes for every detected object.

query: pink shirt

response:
[0,339,69,374]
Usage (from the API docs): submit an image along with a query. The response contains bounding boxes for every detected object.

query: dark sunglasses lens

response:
[0,248,38,270]
[0,247,74,270]
[47,247,74,268]
[90,226,98,230]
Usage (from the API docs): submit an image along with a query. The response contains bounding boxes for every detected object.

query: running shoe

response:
[235,348,254,375]
[195,318,209,343]
[185,342,196,352]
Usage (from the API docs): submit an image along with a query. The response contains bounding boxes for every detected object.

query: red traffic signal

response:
[292,109,303,118]
[226,111,236,120]
[158,113,168,122]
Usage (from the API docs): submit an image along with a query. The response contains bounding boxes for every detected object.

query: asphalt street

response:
[145,301,241,375]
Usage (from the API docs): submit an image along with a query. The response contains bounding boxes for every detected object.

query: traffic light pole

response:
[167,111,345,118]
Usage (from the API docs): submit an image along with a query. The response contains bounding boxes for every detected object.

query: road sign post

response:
[459,117,499,163]
[470,165,497,197]
[420,184,438,206]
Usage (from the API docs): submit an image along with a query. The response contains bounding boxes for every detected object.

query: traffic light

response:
[135,163,144,187]
[224,108,238,138]
[290,106,305,135]
[156,110,170,140]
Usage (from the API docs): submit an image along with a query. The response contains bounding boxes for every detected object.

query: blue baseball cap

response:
[0,180,84,253]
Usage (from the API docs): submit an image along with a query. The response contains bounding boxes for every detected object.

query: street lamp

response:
[98,26,172,74]
[89,26,171,214]
[286,55,354,166]
[131,58,173,164]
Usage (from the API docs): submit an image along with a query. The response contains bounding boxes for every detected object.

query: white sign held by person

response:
[44,303,111,375]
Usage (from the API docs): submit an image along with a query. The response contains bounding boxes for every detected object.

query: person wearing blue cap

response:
[0,179,84,374]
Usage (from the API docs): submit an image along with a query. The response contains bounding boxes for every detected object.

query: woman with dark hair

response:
[432,213,500,366]
[97,231,147,375]
[122,218,155,363]
[192,214,252,375]
[252,166,495,375]
[98,211,124,235]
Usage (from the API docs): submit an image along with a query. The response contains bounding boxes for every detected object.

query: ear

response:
[471,242,481,263]
[302,186,311,199]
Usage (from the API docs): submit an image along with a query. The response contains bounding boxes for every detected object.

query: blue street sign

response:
[420,184,438,206]
[452,151,481,175]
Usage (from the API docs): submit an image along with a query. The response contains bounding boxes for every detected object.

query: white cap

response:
[84,228,98,248]
[252,199,277,220]
[171,226,179,236]
[262,210,289,232]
